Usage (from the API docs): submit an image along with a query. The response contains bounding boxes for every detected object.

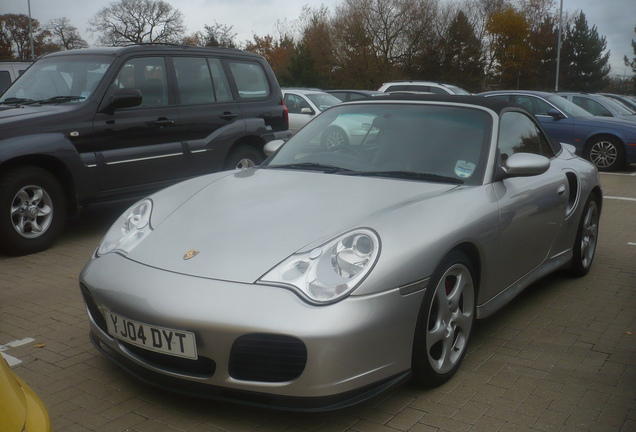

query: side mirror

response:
[264,139,285,156]
[547,108,565,119]
[101,89,142,114]
[501,153,550,178]
[300,107,313,115]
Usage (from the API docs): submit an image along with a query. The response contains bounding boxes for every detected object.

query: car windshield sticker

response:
[455,160,476,178]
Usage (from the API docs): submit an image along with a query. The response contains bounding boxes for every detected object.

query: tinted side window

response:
[329,92,346,101]
[498,112,555,162]
[174,57,214,105]
[112,57,168,107]
[284,93,310,114]
[228,61,269,99]
[386,85,408,92]
[428,86,448,95]
[514,95,553,116]
[208,59,232,102]
[0,71,11,93]
[572,96,610,116]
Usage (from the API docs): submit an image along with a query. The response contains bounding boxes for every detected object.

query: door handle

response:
[557,184,566,197]
[154,118,175,127]
[220,112,238,121]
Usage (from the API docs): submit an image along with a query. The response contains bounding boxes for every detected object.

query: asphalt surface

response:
[1,166,635,432]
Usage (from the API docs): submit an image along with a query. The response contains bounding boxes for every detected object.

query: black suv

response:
[0,44,290,255]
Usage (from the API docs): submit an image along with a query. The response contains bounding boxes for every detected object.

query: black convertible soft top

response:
[365,93,520,115]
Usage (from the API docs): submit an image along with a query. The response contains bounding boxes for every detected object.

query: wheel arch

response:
[448,242,482,300]
[583,133,625,153]
[226,135,266,160]
[0,155,79,217]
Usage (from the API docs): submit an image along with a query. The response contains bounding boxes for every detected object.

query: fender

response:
[0,132,98,202]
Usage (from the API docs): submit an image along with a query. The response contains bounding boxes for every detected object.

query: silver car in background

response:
[80,94,601,411]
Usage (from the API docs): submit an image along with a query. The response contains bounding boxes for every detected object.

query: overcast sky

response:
[4,0,635,78]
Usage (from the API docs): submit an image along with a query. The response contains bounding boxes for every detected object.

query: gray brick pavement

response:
[1,169,635,431]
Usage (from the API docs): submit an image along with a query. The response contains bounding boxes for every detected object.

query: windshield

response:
[598,95,636,115]
[546,95,593,118]
[265,103,492,185]
[306,93,342,111]
[1,54,114,104]
[446,84,471,95]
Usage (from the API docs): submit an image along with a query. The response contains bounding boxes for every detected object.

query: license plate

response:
[106,311,197,360]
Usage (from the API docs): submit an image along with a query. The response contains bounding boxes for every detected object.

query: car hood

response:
[127,168,457,283]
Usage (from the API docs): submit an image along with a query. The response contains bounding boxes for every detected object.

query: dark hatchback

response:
[0,44,290,255]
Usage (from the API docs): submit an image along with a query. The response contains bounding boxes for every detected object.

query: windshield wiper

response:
[267,163,352,173]
[0,97,34,105]
[21,95,84,105]
[340,170,464,184]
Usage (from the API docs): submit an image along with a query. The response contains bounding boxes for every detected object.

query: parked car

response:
[377,80,471,95]
[479,90,636,171]
[326,89,383,101]
[0,355,51,432]
[557,92,636,122]
[0,60,31,94]
[282,88,341,134]
[80,93,601,411]
[600,93,636,112]
[0,44,290,255]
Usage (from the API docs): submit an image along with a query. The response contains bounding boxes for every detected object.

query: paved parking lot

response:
[1,167,635,432]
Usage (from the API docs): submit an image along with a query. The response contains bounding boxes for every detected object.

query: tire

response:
[321,126,349,149]
[568,194,600,277]
[584,136,625,172]
[0,166,66,255]
[224,145,264,170]
[412,250,476,386]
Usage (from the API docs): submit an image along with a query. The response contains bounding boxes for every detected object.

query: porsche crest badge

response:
[183,250,200,260]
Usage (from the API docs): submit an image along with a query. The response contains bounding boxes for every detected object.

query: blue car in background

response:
[479,90,636,171]
[557,92,636,122]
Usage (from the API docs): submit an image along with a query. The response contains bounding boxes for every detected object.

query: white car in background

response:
[282,88,342,134]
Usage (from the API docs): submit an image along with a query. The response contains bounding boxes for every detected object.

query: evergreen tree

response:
[287,42,321,87]
[624,25,636,90]
[440,10,485,92]
[560,11,610,91]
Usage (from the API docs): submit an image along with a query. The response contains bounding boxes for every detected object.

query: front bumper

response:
[79,253,424,410]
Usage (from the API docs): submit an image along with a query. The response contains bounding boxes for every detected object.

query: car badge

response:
[183,250,199,260]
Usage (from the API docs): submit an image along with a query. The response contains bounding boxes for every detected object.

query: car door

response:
[92,56,187,190]
[284,92,315,134]
[492,111,569,290]
[172,56,241,175]
[513,94,574,144]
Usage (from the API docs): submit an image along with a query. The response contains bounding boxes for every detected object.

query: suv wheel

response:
[224,145,263,170]
[0,167,66,255]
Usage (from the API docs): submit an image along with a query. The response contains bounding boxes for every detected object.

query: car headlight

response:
[259,229,380,304]
[97,199,153,256]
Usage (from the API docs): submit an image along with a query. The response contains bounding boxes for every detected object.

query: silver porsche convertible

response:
[80,94,601,410]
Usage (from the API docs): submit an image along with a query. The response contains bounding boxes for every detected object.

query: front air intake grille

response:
[79,283,108,334]
[120,341,216,378]
[229,334,307,382]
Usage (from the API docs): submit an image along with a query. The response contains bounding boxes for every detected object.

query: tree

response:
[245,34,296,83]
[438,10,485,92]
[560,11,610,91]
[47,17,88,50]
[0,14,55,59]
[485,5,530,89]
[89,0,186,46]
[202,22,238,48]
[624,25,636,90]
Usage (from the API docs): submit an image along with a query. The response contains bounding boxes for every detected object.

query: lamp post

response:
[27,0,35,60]
[555,0,563,91]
